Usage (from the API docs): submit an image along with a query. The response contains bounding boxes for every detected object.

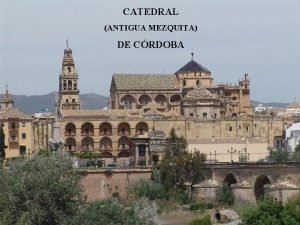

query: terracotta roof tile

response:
[176,59,210,74]
[112,74,178,90]
[0,108,32,120]
[183,86,217,101]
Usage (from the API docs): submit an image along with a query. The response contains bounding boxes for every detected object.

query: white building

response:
[254,104,272,113]
[285,123,300,151]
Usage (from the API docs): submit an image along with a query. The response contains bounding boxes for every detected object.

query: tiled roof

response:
[176,59,210,74]
[182,86,217,101]
[0,108,32,120]
[112,74,178,90]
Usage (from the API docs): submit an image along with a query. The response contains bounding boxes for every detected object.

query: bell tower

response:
[58,40,80,111]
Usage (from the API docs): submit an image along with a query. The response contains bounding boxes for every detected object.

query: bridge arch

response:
[254,175,271,201]
[223,173,237,187]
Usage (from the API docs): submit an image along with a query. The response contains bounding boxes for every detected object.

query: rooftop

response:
[112,74,178,90]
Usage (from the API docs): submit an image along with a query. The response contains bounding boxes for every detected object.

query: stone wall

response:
[80,168,152,202]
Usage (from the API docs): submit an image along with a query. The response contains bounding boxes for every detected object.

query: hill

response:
[0,92,108,115]
[0,93,288,115]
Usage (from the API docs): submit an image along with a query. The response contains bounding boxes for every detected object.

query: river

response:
[160,211,204,225]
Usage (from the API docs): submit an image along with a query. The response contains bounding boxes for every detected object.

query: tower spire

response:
[191,52,194,60]
[5,82,8,95]
[58,43,80,111]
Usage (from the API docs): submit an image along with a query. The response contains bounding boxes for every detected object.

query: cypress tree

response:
[0,124,6,160]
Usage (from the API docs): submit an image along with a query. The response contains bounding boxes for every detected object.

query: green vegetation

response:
[68,197,159,225]
[0,152,83,225]
[0,152,159,225]
[132,179,167,200]
[294,143,300,161]
[215,184,234,206]
[160,128,206,190]
[188,214,212,225]
[240,196,300,225]
[37,148,52,156]
[0,125,6,162]
[189,202,214,211]
[268,147,289,163]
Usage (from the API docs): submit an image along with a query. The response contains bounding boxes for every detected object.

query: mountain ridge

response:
[0,93,288,115]
[0,93,108,115]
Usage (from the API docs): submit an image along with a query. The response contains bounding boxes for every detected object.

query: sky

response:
[0,0,299,103]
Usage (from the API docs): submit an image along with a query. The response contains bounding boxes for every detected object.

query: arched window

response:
[118,136,131,150]
[65,123,76,136]
[118,122,130,136]
[139,95,151,106]
[81,137,94,151]
[81,122,94,136]
[170,95,181,104]
[136,122,148,135]
[68,80,72,89]
[100,137,112,150]
[65,138,76,151]
[100,122,112,136]
[154,95,167,107]
[121,95,135,109]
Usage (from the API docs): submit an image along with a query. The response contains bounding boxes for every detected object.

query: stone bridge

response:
[79,163,300,203]
[193,162,300,203]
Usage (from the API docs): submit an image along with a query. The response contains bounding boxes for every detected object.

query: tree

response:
[160,128,206,190]
[0,125,6,161]
[268,147,289,163]
[240,197,300,225]
[293,143,300,161]
[67,198,159,225]
[0,152,83,225]
[215,184,234,206]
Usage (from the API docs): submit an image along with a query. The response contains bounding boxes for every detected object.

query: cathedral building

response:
[109,54,253,118]
[57,45,294,165]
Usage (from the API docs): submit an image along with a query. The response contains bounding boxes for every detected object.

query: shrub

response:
[167,187,191,204]
[189,214,211,225]
[215,184,234,206]
[190,202,214,211]
[132,179,167,200]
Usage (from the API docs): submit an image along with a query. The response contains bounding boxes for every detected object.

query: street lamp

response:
[227,147,236,162]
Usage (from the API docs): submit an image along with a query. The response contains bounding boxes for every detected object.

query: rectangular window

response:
[203,112,207,119]
[229,127,232,132]
[22,122,26,127]
[22,133,26,140]
[11,122,16,129]
[19,146,26,155]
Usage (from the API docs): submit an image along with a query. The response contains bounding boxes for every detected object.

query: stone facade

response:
[58,42,81,111]
[0,87,34,158]
[79,164,300,202]
[109,54,253,117]
[56,46,299,164]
